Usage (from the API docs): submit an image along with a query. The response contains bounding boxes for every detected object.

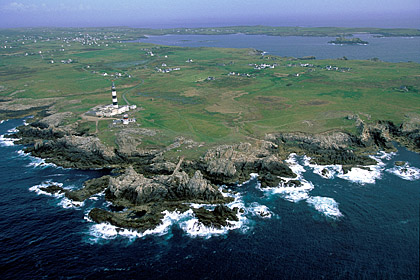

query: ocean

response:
[136,33,420,63]
[1,116,419,279]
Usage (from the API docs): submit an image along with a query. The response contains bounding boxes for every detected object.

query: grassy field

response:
[1,28,419,159]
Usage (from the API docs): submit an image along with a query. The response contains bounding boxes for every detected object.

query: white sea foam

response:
[88,210,194,241]
[306,196,343,219]
[387,164,420,181]
[181,188,250,238]
[248,202,273,219]
[0,134,19,146]
[88,188,249,241]
[336,152,390,185]
[285,153,306,175]
[27,156,57,168]
[337,166,383,184]
[263,179,314,202]
[237,173,259,186]
[29,181,64,197]
[260,153,314,202]
[58,197,85,209]
[303,155,342,179]
[305,151,396,185]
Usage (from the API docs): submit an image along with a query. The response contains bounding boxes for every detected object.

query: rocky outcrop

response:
[268,130,377,166]
[199,141,294,185]
[26,135,119,169]
[107,166,169,205]
[66,176,110,202]
[90,166,234,232]
[88,203,186,232]
[193,205,239,228]
[106,166,228,207]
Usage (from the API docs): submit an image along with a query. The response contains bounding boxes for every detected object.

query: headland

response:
[1,27,419,233]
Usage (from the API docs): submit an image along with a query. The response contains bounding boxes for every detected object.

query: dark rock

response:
[106,167,228,208]
[285,179,301,188]
[65,176,110,202]
[39,184,66,194]
[193,205,239,228]
[88,207,164,232]
[260,172,282,188]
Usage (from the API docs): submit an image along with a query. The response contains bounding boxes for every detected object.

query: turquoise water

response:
[0,118,419,279]
[136,34,420,63]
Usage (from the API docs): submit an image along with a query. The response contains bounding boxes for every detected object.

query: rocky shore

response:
[6,110,420,233]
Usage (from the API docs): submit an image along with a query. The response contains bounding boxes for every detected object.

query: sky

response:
[0,0,419,29]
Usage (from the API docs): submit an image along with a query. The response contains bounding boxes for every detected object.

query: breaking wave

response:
[87,188,251,242]
[29,181,64,197]
[306,196,343,219]
[305,151,397,185]
[387,163,420,181]
[259,153,343,219]
[0,134,19,147]
[260,153,314,202]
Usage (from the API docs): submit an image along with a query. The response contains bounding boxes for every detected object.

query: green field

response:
[1,28,419,159]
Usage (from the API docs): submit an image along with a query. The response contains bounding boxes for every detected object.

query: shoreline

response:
[2,109,419,235]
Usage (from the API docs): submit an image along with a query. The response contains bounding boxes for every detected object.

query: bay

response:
[136,33,420,63]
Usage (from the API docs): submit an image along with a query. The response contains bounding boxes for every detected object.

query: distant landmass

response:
[328,37,369,45]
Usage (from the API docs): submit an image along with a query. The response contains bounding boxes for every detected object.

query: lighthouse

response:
[111,81,118,109]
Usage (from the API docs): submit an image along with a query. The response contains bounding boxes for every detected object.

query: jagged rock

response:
[145,162,176,174]
[272,131,356,150]
[35,112,74,128]
[193,205,239,228]
[27,135,118,169]
[89,207,164,232]
[201,142,294,185]
[65,176,110,202]
[107,166,168,205]
[269,131,377,166]
[40,184,66,194]
[106,167,227,207]
[177,170,224,202]
[115,128,158,157]
[260,155,295,177]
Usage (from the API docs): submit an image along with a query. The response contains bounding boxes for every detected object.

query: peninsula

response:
[328,37,369,45]
[1,27,419,233]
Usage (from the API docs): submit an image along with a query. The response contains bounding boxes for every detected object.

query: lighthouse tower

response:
[111,82,118,109]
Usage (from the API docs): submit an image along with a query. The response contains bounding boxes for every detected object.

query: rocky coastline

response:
[5,110,420,234]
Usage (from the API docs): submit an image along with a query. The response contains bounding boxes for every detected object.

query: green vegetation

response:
[328,37,369,45]
[1,28,419,160]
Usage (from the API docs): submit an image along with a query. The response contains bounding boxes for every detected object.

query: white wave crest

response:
[305,151,396,185]
[387,164,420,181]
[248,202,273,219]
[181,188,250,238]
[27,156,57,168]
[58,197,85,209]
[88,188,249,241]
[260,153,314,202]
[237,173,259,186]
[306,196,343,219]
[29,181,64,197]
[337,165,383,185]
[88,210,194,241]
[0,134,19,146]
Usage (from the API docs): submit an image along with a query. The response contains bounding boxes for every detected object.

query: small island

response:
[329,36,369,45]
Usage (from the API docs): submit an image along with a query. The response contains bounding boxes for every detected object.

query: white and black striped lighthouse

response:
[111,82,118,109]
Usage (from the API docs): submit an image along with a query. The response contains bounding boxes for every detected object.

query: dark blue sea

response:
[137,34,420,63]
[1,117,419,279]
